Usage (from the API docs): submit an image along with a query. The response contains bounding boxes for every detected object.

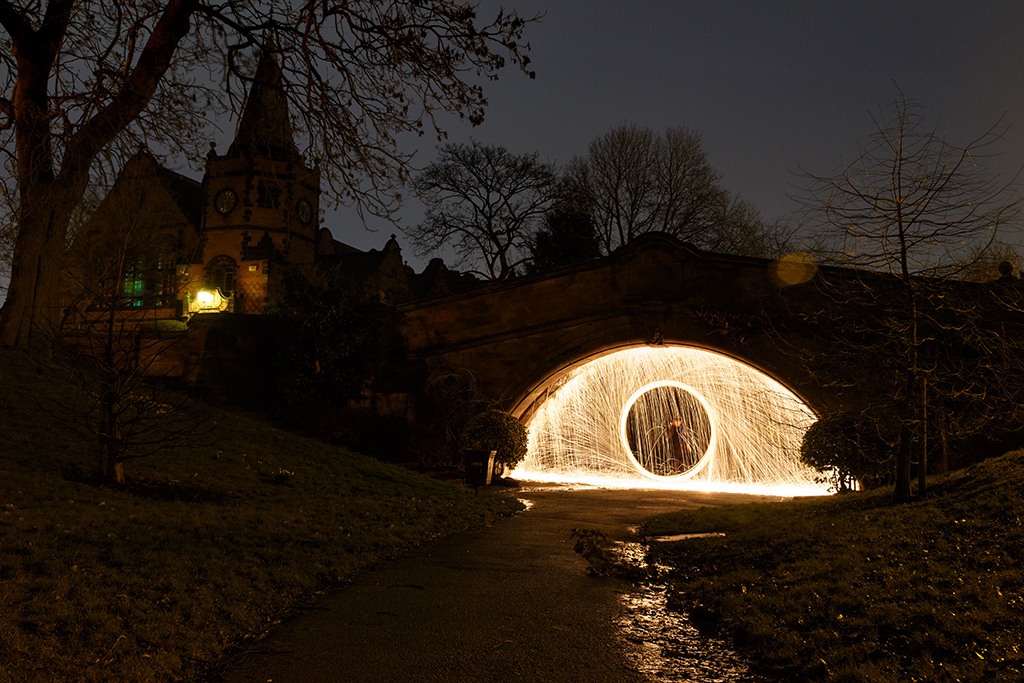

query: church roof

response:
[109,152,202,232]
[228,45,300,162]
[319,244,394,282]
[153,163,203,229]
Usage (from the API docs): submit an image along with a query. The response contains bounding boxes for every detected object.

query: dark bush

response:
[460,409,528,472]
[800,411,895,492]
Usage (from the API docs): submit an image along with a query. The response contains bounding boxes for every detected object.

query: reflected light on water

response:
[516,346,828,496]
[612,542,773,682]
[618,583,773,683]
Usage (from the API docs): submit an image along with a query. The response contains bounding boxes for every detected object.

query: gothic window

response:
[154,255,177,307]
[120,254,177,308]
[205,255,238,295]
[122,257,146,308]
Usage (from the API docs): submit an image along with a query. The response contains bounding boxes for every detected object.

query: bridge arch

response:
[508,336,820,425]
[398,234,835,490]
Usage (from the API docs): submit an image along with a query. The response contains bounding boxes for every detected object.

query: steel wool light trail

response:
[513,346,825,495]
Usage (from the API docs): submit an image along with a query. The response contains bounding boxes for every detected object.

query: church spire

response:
[228,42,300,161]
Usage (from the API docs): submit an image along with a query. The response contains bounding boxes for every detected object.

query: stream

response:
[614,541,774,683]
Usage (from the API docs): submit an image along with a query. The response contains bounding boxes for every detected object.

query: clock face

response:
[296,198,313,224]
[214,188,237,215]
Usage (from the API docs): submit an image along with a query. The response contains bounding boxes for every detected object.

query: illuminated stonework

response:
[515,346,824,494]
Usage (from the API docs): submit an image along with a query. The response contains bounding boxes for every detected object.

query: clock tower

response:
[195,44,320,314]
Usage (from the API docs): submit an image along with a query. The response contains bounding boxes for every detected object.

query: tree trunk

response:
[99,391,115,480]
[918,378,927,497]
[0,204,67,347]
[0,0,198,348]
[940,427,949,474]
[98,369,124,483]
[894,424,913,502]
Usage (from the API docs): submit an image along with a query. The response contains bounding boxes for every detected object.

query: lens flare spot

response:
[770,251,818,286]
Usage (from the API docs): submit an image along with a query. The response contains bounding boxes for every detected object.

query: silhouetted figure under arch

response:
[666,418,693,474]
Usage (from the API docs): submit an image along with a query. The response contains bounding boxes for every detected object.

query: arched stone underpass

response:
[510,345,824,495]
[397,234,839,493]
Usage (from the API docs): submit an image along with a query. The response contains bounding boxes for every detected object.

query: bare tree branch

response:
[0,1,539,347]
[786,92,1024,501]
[410,140,558,280]
[566,123,783,257]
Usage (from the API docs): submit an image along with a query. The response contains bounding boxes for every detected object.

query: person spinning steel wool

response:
[665,417,693,474]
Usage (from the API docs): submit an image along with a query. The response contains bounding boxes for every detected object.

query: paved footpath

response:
[220,485,776,683]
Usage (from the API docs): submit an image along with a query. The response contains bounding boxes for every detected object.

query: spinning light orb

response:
[513,346,826,496]
[618,380,717,481]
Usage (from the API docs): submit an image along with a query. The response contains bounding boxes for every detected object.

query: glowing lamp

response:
[189,288,229,314]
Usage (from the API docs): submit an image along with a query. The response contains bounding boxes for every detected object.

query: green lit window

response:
[123,257,146,307]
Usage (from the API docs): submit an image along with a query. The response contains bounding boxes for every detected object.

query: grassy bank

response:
[0,348,521,683]
[646,452,1024,682]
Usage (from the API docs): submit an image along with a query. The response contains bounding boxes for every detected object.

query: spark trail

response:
[514,346,825,495]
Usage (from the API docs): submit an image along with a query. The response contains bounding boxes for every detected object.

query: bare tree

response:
[410,140,559,280]
[0,1,537,348]
[58,170,211,483]
[789,92,1023,501]
[565,123,781,256]
[417,362,497,467]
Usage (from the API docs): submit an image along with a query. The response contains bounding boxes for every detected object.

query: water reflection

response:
[614,542,772,683]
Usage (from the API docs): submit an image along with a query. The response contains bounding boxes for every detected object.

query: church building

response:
[70,45,420,327]
[196,45,322,315]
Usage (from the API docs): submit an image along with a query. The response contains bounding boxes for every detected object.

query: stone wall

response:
[398,234,835,421]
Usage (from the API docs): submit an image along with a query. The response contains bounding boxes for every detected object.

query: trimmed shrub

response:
[801,411,895,492]
[461,409,528,472]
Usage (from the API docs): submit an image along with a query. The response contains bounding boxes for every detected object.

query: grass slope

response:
[0,348,521,683]
[647,454,1024,683]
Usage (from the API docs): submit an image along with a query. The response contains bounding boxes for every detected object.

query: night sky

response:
[3,1,1024,303]
[341,0,1024,267]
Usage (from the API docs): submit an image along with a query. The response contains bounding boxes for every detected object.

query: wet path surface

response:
[219,485,777,683]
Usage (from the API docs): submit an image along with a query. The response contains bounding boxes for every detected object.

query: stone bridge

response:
[398,233,832,423]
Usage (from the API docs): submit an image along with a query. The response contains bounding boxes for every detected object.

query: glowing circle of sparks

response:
[514,346,827,495]
[618,380,717,481]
